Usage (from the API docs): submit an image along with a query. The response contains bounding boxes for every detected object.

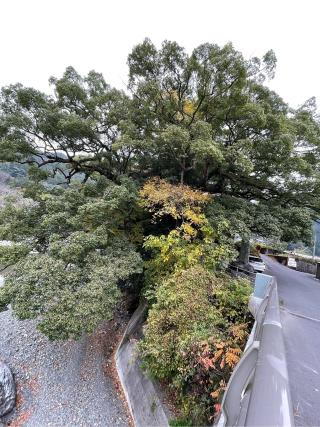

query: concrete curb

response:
[115,301,169,427]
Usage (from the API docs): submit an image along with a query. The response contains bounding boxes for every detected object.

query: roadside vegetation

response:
[140,267,252,424]
[0,39,320,424]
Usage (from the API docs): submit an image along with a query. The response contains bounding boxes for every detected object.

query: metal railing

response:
[217,275,294,427]
[228,264,256,283]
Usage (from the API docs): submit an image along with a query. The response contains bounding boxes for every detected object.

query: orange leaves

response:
[200,356,215,370]
[215,343,241,369]
[199,338,242,373]
[211,390,220,399]
[211,381,226,416]
[195,324,248,417]
[194,336,244,420]
[229,323,247,341]
[212,348,224,363]
[225,347,241,368]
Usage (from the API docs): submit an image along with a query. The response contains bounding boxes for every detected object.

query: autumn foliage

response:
[139,266,251,424]
[139,179,234,294]
[139,178,211,222]
[139,180,251,424]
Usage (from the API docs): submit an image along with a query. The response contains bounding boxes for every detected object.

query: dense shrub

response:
[210,274,253,324]
[139,179,235,300]
[139,266,252,424]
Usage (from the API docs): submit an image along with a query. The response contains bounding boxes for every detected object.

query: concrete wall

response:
[296,259,317,274]
[268,254,317,275]
[115,301,170,427]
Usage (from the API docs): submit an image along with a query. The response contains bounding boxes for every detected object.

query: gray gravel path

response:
[0,301,130,426]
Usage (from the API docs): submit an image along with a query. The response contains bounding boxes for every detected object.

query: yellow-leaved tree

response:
[139,178,234,291]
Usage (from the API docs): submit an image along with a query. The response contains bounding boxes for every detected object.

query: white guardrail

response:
[216,274,294,427]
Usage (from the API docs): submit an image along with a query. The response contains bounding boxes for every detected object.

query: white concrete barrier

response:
[217,275,294,427]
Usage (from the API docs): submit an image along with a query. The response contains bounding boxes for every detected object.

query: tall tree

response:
[1,40,320,337]
[127,39,320,259]
[0,67,141,182]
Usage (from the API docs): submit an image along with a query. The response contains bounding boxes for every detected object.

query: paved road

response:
[263,256,320,426]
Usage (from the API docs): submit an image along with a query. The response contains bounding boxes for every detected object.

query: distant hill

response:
[0,162,28,180]
[0,171,25,207]
[0,160,84,188]
[0,161,76,207]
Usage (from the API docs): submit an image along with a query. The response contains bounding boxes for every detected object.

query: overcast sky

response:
[1,0,319,109]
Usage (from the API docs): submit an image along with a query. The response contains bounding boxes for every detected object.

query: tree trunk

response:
[202,162,209,187]
[180,164,185,185]
[180,169,184,185]
[239,239,250,265]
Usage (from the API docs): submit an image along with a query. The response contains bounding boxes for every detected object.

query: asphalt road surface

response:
[263,255,320,427]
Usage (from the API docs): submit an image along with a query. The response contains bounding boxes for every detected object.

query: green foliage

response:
[140,267,220,379]
[0,243,30,267]
[139,266,252,424]
[0,178,143,339]
[1,40,319,244]
[169,419,192,427]
[0,47,316,427]
[210,274,253,324]
[206,195,314,244]
[138,179,248,423]
[127,39,320,242]
[1,40,317,422]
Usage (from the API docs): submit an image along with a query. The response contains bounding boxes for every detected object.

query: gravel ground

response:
[0,300,130,427]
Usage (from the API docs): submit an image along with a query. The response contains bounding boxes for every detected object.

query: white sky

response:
[1,0,319,109]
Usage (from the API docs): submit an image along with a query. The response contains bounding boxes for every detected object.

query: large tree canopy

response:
[1,39,320,339]
[126,40,320,246]
[1,40,319,219]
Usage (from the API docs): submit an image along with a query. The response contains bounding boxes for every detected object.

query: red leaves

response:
[199,356,214,370]
[191,327,248,418]
[214,403,222,414]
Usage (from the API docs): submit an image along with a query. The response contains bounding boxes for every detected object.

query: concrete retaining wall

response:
[115,301,170,427]
[268,254,317,275]
[296,259,317,274]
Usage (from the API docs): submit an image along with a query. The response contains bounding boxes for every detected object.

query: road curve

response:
[263,255,320,427]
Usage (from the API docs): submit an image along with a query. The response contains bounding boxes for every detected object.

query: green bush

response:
[211,273,253,324]
[139,266,252,424]
[140,266,219,379]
